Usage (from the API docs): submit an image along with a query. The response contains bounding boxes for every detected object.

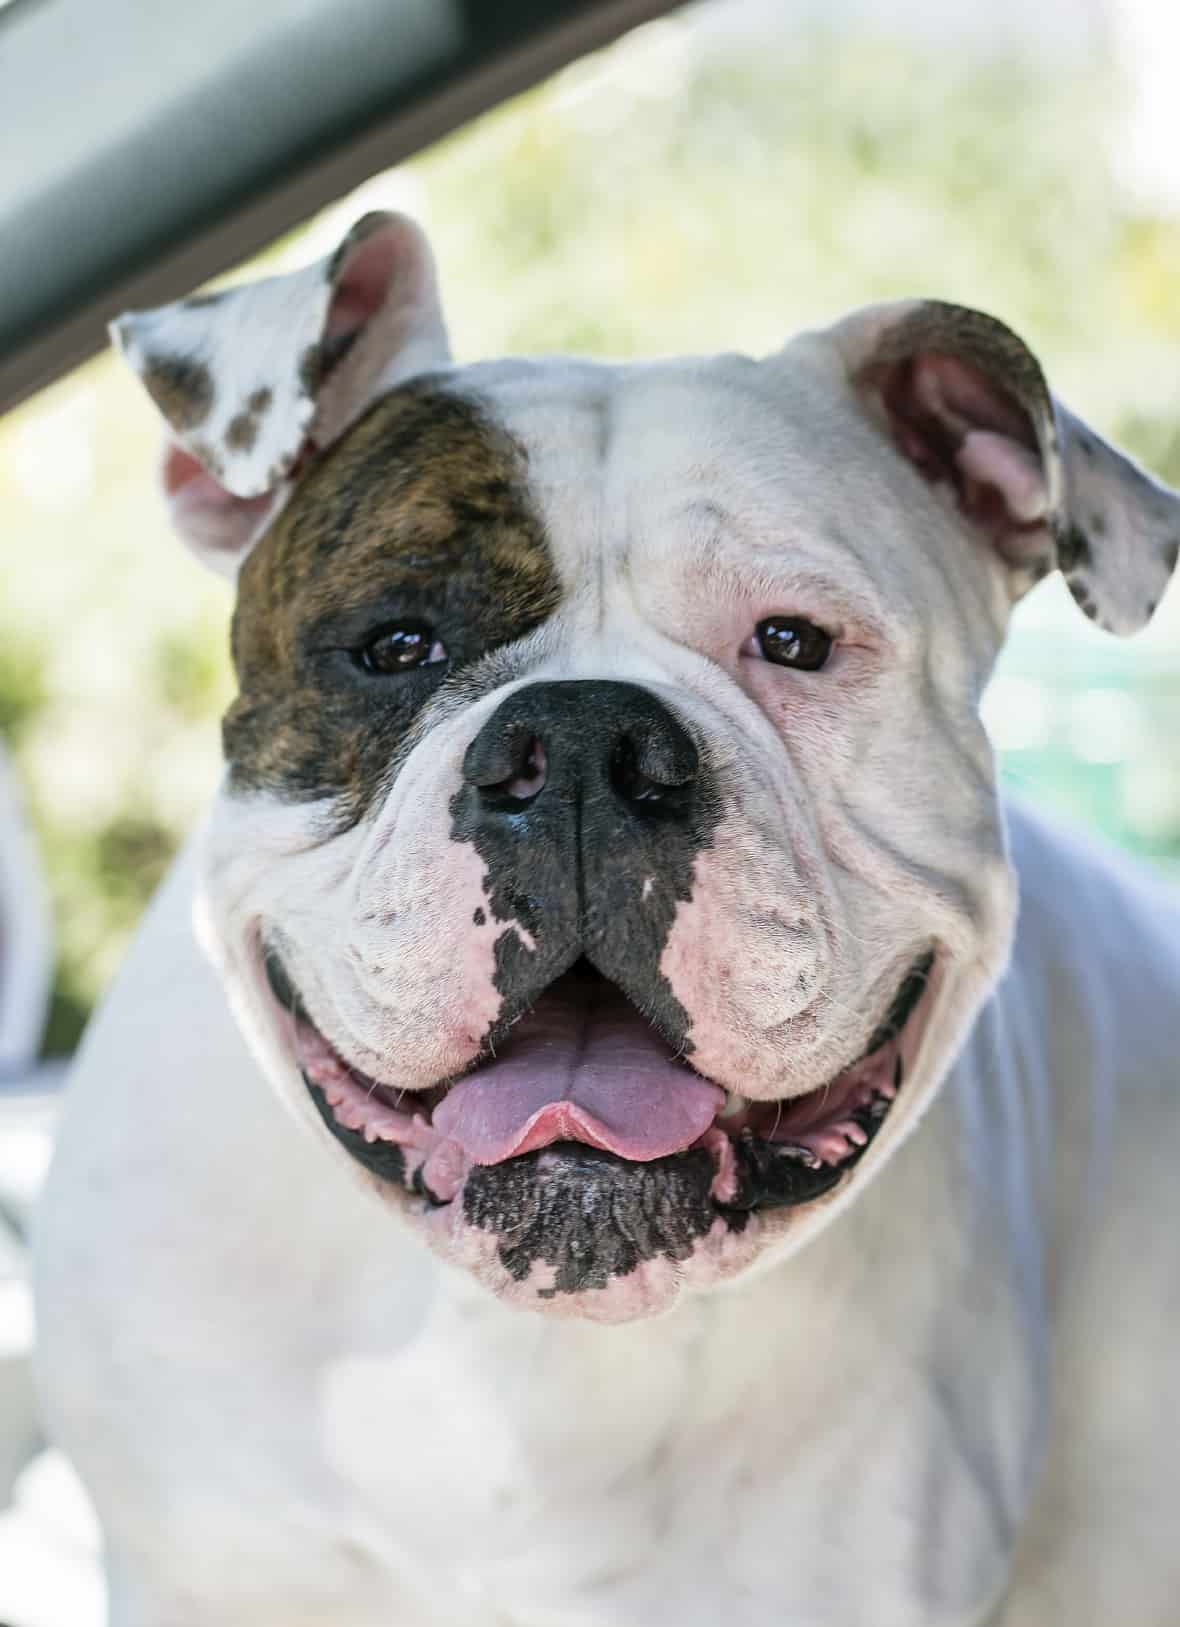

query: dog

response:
[33,212,1180,1626]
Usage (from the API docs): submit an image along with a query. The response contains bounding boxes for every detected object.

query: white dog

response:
[34,213,1180,1626]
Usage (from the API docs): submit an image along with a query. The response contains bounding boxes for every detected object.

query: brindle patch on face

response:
[224,380,562,823]
[139,352,214,431]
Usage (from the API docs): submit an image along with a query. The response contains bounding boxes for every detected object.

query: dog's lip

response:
[263,943,936,1216]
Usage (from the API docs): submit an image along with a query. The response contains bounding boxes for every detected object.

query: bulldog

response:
[33,213,1180,1627]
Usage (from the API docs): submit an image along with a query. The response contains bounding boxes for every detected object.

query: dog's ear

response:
[827,300,1180,633]
[110,212,450,576]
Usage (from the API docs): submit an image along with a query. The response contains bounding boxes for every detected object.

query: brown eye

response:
[754,617,833,671]
[358,622,447,675]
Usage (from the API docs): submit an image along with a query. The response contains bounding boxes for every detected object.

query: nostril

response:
[502,737,547,801]
[610,733,696,813]
[463,682,699,820]
[477,736,547,805]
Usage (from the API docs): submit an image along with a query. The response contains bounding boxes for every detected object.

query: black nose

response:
[463,680,699,821]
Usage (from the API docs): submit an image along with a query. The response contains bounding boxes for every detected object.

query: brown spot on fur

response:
[225,412,259,453]
[1067,576,1099,620]
[248,387,273,415]
[225,381,562,822]
[298,343,322,398]
[140,353,214,431]
[1058,525,1091,573]
[298,330,358,404]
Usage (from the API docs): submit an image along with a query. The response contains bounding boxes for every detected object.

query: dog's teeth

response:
[719,1091,747,1121]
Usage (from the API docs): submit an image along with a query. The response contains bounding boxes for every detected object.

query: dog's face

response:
[115,213,1180,1321]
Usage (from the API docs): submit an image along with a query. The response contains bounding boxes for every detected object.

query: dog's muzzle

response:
[258,676,940,1312]
[265,944,936,1309]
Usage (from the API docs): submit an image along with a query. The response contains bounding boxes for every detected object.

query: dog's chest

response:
[308,1289,790,1622]
[316,1297,766,1621]
[303,1269,1019,1627]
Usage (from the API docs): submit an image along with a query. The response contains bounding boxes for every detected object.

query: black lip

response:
[306,1071,412,1189]
[263,942,312,1025]
[721,1065,899,1215]
[279,946,935,1219]
[863,949,934,1057]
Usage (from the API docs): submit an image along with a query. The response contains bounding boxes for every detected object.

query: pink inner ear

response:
[879,351,1048,550]
[910,353,1032,442]
[957,430,1047,524]
[162,443,275,562]
[324,229,403,341]
[163,443,220,499]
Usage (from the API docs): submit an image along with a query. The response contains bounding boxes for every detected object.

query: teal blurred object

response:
[993,581,1180,876]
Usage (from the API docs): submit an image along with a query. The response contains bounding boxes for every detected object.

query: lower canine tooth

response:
[719,1091,747,1120]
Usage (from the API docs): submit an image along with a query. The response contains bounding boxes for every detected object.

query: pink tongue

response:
[432,973,724,1165]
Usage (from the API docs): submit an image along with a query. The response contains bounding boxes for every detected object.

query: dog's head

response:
[114,213,1180,1321]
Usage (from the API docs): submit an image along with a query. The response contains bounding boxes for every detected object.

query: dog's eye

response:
[752,617,833,672]
[357,622,447,675]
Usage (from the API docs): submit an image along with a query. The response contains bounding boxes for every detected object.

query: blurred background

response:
[1,0,1179,1615]
[3,0,1180,1054]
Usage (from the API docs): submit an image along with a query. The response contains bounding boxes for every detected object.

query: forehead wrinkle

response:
[654,509,899,634]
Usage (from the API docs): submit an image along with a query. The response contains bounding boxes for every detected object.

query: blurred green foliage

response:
[1,18,1179,1053]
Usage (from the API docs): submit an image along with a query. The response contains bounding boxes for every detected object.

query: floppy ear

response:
[110,211,450,576]
[828,300,1180,634]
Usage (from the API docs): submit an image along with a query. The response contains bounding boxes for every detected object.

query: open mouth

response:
[266,948,936,1221]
